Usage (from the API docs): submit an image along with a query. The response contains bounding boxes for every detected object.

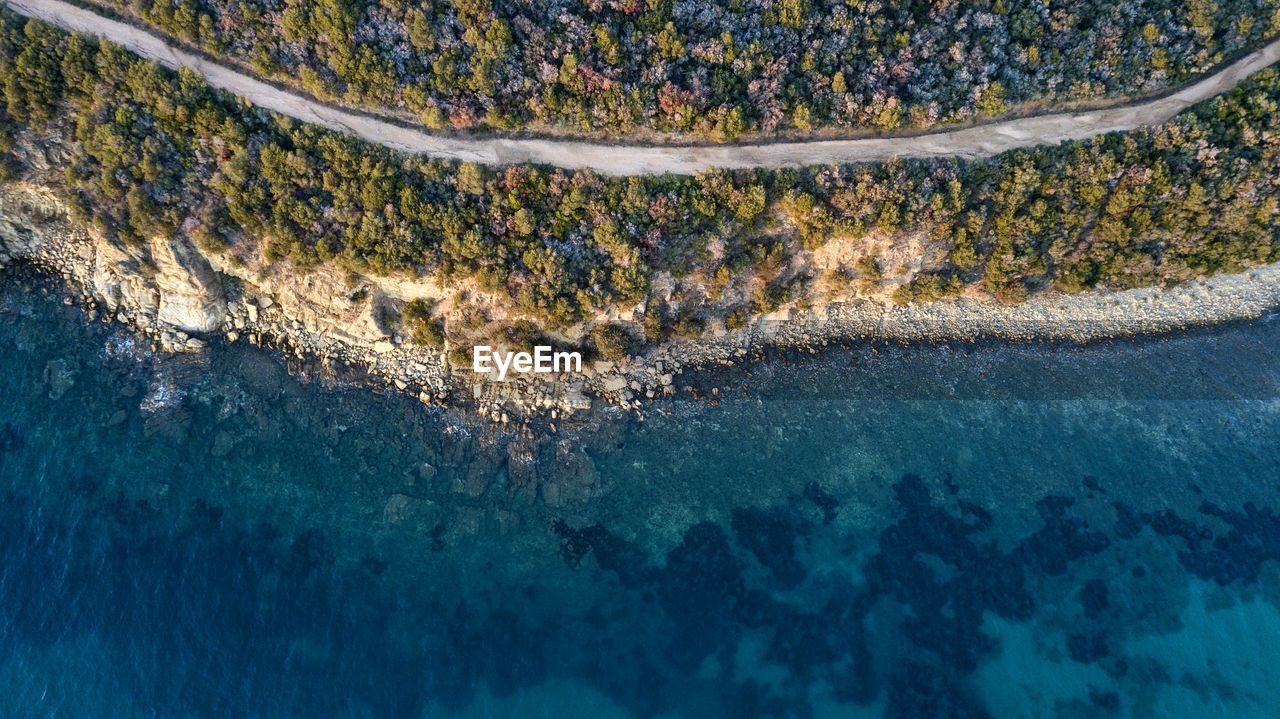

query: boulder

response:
[0,217,43,259]
[43,359,76,400]
[382,494,440,527]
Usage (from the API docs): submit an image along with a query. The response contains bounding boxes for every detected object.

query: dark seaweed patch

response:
[550,520,652,588]
[1067,633,1111,663]
[1080,579,1110,619]
[1014,496,1111,576]
[1090,688,1120,710]
[803,481,839,523]
[0,421,25,454]
[731,506,812,589]
[885,661,992,719]
[1119,501,1280,586]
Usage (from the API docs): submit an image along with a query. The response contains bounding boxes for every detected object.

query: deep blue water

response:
[3,276,1280,718]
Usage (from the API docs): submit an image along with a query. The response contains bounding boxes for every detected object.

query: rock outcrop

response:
[1,179,663,420]
[88,232,226,333]
[3,183,227,335]
[0,185,59,265]
[152,234,226,332]
[206,255,383,344]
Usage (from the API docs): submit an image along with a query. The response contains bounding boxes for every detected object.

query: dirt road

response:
[6,0,1280,175]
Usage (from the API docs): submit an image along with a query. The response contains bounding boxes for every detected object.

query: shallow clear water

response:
[3,278,1280,718]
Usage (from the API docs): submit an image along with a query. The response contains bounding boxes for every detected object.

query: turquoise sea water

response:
[3,275,1280,718]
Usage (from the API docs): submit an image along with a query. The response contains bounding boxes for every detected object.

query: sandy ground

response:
[6,0,1280,175]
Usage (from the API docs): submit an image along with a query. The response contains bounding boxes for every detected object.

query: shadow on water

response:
[3,276,1280,718]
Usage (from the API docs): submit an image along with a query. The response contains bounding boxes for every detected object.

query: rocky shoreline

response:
[7,178,1280,425]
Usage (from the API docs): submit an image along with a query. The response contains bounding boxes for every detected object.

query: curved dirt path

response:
[7,0,1280,176]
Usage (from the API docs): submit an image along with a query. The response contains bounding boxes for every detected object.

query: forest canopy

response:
[100,0,1280,138]
[3,9,1279,337]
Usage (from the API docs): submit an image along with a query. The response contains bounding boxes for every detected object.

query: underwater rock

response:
[383,494,416,525]
[42,358,76,400]
[210,430,236,458]
[457,451,504,497]
[542,441,599,505]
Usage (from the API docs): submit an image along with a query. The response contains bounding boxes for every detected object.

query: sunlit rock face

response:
[2,183,224,333]
[86,232,227,333]
[151,234,226,333]
[2,182,387,343]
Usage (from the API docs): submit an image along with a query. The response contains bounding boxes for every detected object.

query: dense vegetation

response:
[3,9,1280,346]
[104,0,1280,137]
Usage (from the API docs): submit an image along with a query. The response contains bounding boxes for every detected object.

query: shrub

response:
[590,324,633,361]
